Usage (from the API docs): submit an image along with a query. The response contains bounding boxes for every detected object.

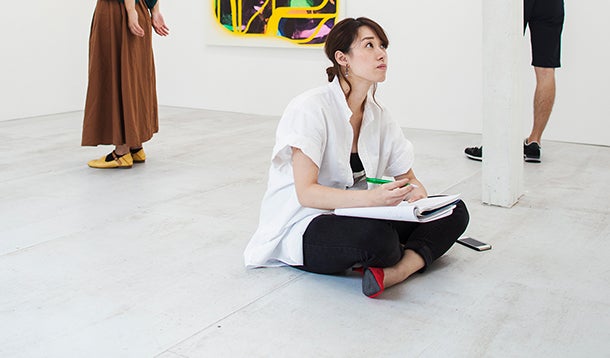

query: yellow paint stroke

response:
[244,0,271,33]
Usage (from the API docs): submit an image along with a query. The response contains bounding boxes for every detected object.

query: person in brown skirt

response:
[82,0,169,169]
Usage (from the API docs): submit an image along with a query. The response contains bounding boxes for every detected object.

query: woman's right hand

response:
[369,178,413,206]
[151,11,170,36]
[127,9,145,37]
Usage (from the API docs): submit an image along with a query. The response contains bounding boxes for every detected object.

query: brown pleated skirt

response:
[82,0,159,146]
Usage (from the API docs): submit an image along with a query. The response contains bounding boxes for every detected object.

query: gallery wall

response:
[1,1,608,146]
[152,0,486,135]
[0,1,92,122]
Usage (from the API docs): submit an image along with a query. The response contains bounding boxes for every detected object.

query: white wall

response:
[1,1,608,146]
[0,1,94,121]
[152,0,484,135]
[538,1,610,145]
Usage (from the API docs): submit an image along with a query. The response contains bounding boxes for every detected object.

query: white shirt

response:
[244,79,414,268]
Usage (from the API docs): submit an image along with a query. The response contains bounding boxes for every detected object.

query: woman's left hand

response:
[152,12,169,36]
[395,169,428,203]
[405,184,427,203]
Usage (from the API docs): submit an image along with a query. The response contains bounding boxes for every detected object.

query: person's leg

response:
[115,143,144,156]
[527,67,556,144]
[392,200,470,275]
[301,201,468,295]
[115,144,130,156]
[527,0,564,145]
[301,214,429,297]
[300,215,403,274]
[361,200,469,296]
[380,248,425,288]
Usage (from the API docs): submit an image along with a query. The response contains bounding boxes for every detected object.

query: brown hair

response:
[324,17,389,101]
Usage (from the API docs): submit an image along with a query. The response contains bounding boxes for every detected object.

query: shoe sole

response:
[465,154,541,163]
[88,166,133,169]
[524,157,541,163]
[362,269,383,298]
[465,153,482,161]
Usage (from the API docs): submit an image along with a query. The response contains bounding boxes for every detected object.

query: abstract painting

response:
[212,0,341,47]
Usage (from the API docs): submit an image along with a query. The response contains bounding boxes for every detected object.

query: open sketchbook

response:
[334,194,461,223]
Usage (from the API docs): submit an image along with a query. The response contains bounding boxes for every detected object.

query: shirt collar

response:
[329,78,353,121]
[329,78,379,124]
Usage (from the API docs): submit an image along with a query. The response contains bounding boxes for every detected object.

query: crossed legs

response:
[299,200,469,295]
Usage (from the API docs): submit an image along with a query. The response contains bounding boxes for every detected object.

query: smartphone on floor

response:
[456,237,492,251]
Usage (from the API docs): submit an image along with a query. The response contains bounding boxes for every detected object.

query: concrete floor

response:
[1,107,609,357]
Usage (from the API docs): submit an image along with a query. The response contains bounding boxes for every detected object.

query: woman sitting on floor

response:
[244,17,469,298]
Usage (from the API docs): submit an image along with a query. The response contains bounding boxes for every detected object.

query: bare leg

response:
[114,143,142,156]
[114,144,130,156]
[527,67,556,144]
[382,249,425,288]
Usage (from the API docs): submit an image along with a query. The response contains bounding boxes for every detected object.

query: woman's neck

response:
[339,78,371,115]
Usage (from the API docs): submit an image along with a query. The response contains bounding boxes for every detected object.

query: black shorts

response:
[524,0,565,68]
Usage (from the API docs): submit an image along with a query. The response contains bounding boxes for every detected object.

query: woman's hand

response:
[291,149,428,210]
[394,169,428,203]
[127,9,145,37]
[151,11,169,36]
[404,183,427,203]
[369,178,413,206]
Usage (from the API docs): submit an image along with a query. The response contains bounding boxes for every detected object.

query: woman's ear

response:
[334,50,348,66]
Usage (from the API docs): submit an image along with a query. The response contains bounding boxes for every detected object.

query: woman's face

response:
[345,26,387,84]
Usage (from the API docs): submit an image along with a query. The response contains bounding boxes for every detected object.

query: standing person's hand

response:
[152,12,169,36]
[127,9,145,37]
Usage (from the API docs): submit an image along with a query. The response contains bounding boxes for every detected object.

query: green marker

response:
[366,177,418,188]
[366,177,393,185]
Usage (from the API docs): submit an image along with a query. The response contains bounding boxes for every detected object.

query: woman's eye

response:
[365,42,373,48]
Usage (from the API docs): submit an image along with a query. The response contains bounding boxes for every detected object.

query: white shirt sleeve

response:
[381,110,415,177]
[271,97,327,169]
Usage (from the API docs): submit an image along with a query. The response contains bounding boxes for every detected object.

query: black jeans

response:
[299,200,469,274]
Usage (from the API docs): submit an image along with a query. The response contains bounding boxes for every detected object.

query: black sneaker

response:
[464,146,483,161]
[523,140,541,163]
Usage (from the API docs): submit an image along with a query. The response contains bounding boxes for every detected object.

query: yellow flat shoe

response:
[88,151,133,169]
[130,148,146,163]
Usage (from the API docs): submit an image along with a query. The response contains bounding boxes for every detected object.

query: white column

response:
[481,0,524,207]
